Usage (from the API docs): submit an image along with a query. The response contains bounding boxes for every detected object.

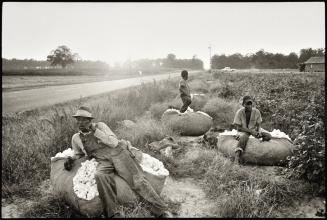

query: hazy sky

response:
[2,2,325,69]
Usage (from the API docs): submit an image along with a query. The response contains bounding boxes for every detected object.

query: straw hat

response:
[72,106,94,119]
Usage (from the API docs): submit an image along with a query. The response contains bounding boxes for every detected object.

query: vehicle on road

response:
[222,67,236,72]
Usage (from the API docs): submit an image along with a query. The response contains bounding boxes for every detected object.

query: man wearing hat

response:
[233,96,272,164]
[65,106,170,218]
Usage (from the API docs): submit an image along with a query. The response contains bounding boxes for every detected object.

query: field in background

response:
[2,67,180,92]
[2,70,325,217]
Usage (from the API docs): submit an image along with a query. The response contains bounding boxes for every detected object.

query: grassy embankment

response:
[2,70,324,217]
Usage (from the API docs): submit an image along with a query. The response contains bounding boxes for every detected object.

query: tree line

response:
[211,48,325,69]
[2,45,204,71]
[2,58,110,71]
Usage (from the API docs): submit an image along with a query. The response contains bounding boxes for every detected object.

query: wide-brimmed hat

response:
[72,106,94,119]
[242,95,254,105]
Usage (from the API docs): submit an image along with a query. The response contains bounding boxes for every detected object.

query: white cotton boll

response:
[269,129,291,141]
[219,129,238,136]
[166,109,181,114]
[73,159,99,200]
[51,148,75,161]
[140,153,169,176]
[72,153,168,200]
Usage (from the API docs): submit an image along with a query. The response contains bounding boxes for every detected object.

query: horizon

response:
[2,2,325,69]
[2,46,324,64]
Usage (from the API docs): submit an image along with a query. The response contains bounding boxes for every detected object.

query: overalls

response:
[79,132,168,217]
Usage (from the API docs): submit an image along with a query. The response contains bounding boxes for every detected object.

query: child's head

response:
[242,95,253,111]
[181,70,188,80]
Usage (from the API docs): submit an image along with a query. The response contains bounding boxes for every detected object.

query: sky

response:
[2,2,325,69]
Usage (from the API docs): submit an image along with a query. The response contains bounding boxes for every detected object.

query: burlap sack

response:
[50,156,167,217]
[161,110,213,136]
[217,135,296,166]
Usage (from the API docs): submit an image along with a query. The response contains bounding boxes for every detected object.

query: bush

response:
[217,82,237,99]
[115,116,174,151]
[188,79,210,94]
[149,99,181,120]
[202,97,240,128]
[284,93,325,195]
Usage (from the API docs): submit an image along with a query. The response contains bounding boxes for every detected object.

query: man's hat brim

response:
[72,109,94,119]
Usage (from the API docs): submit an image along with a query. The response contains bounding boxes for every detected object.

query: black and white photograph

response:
[2,2,325,218]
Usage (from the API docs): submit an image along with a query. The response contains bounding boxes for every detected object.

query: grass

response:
[2,69,325,217]
[23,195,76,218]
[203,154,313,217]
[116,115,175,151]
[202,97,240,129]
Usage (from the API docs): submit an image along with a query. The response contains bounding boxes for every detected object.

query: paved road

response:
[2,71,201,114]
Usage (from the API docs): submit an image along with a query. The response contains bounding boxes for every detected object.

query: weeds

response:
[23,195,76,218]
[203,154,313,217]
[202,97,240,128]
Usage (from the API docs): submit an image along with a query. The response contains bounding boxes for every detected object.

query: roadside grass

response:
[116,115,175,151]
[202,97,240,129]
[203,154,313,217]
[23,195,76,218]
[188,79,210,94]
[154,144,216,180]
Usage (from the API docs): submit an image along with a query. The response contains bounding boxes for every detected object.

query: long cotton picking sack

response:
[161,109,213,136]
[217,135,296,166]
[50,149,169,217]
[50,157,136,217]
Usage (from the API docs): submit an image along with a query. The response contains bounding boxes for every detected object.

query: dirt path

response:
[161,177,216,217]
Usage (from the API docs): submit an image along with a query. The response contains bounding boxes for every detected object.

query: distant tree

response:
[162,53,176,67]
[167,53,176,61]
[286,52,299,69]
[47,45,78,68]
[298,48,325,63]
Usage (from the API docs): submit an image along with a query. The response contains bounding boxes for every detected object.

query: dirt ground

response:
[162,177,216,217]
[1,137,325,218]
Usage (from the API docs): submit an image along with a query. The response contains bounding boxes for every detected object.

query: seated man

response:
[64,106,170,218]
[233,96,272,164]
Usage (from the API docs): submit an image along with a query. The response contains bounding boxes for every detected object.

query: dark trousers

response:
[236,132,272,152]
[180,96,192,113]
[94,147,168,217]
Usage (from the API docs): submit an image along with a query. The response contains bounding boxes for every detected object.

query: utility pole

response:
[208,45,212,72]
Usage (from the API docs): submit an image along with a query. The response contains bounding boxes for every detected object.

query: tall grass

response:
[203,154,313,217]
[116,116,175,151]
[202,97,240,129]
